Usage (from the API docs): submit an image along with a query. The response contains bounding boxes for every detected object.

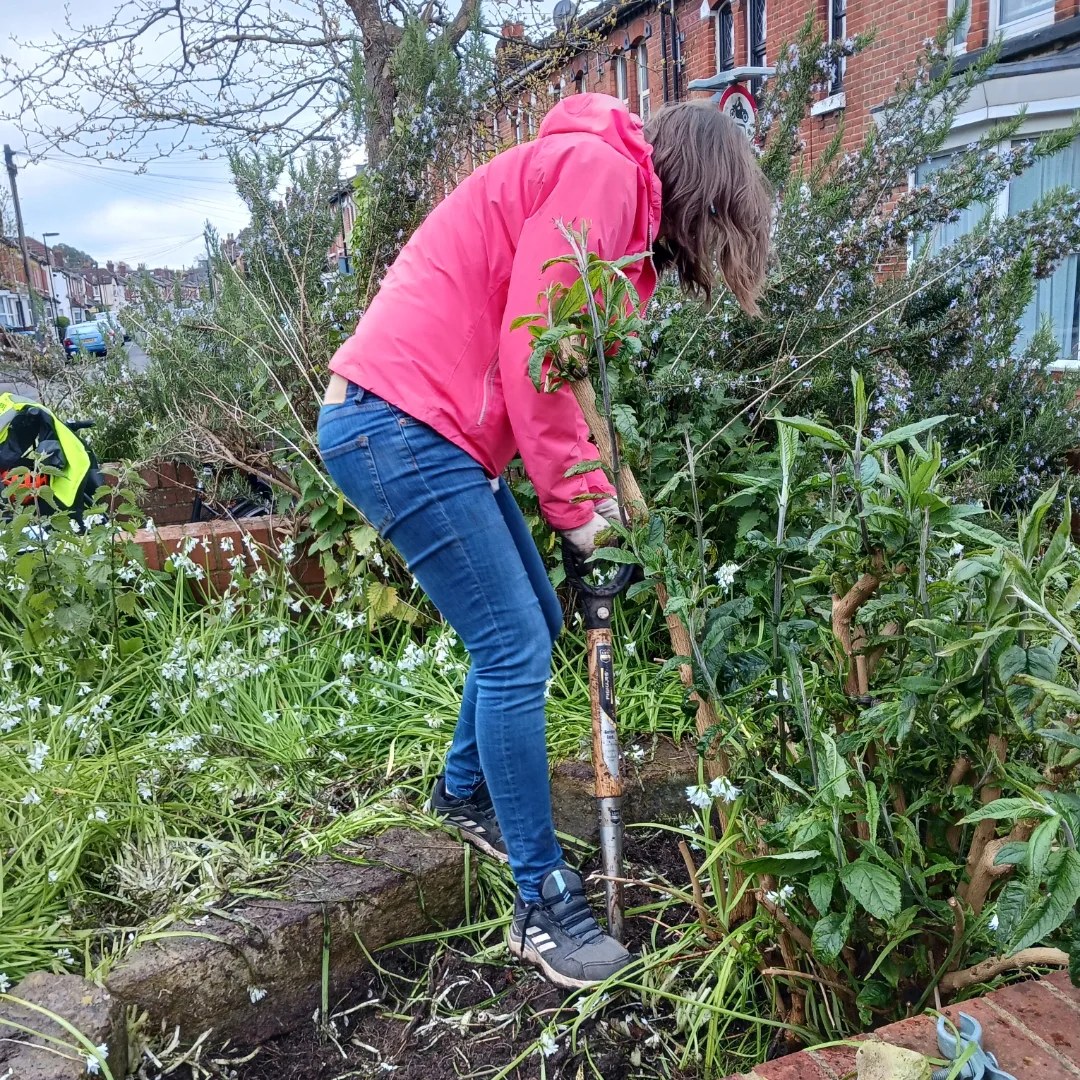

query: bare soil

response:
[220,830,701,1080]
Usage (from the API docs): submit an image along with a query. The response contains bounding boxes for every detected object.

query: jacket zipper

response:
[477,352,499,427]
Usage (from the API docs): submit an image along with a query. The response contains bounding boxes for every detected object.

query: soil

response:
[214,831,701,1080]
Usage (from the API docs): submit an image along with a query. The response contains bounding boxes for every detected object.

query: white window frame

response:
[990,0,1055,40]
[514,106,523,144]
[614,53,629,106]
[714,2,735,73]
[909,113,1080,369]
[528,92,537,138]
[947,0,971,54]
[637,43,651,119]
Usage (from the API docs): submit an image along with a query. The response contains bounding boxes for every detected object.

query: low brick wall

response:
[724,970,1079,1080]
[131,516,327,597]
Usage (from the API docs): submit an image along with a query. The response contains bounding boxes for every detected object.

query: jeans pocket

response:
[318,429,395,534]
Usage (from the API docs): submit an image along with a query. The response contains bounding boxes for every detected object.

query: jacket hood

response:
[537,93,662,240]
[538,93,652,168]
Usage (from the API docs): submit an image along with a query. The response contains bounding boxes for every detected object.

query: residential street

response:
[1,338,151,399]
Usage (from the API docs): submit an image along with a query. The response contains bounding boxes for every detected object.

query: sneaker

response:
[507,867,632,989]
[426,775,508,863]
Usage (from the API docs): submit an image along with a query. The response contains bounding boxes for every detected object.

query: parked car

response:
[63,322,108,357]
[92,311,129,343]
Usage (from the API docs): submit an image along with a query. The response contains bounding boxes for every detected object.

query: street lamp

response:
[42,232,59,339]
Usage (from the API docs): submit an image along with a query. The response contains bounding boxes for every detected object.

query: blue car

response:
[63,322,108,357]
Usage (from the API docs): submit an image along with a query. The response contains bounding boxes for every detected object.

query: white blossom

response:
[538,1029,559,1057]
[709,776,742,802]
[248,986,267,1003]
[988,912,999,931]
[714,562,739,589]
[685,784,712,810]
[27,741,49,773]
[764,885,796,907]
[21,788,41,805]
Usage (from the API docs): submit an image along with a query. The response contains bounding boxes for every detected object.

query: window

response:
[993,0,1054,37]
[914,136,1080,365]
[528,93,537,138]
[748,0,767,94]
[1009,139,1080,362]
[715,2,735,73]
[614,54,629,105]
[827,0,846,95]
[637,43,651,119]
[947,0,971,51]
[575,69,587,94]
[514,107,522,144]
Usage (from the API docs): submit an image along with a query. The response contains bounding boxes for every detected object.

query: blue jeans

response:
[317,384,564,901]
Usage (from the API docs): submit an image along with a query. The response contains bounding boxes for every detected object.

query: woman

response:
[318,93,771,989]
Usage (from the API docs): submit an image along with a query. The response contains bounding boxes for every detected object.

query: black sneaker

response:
[507,867,632,989]
[426,775,508,863]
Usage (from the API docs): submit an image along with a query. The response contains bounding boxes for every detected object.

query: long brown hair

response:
[644,102,773,315]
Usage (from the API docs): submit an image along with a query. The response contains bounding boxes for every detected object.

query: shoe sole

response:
[506,931,608,990]
[423,799,510,865]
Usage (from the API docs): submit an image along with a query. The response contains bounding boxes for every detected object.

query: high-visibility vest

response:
[0,392,92,510]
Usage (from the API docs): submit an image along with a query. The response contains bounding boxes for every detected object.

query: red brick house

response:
[485,0,1080,362]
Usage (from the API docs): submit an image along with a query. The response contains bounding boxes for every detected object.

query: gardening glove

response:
[594,497,623,527]
[561,511,617,559]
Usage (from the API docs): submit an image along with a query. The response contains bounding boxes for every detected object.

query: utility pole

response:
[204,227,216,302]
[43,231,59,338]
[3,144,38,330]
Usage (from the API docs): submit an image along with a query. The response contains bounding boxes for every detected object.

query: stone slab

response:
[104,828,466,1047]
[0,973,126,1080]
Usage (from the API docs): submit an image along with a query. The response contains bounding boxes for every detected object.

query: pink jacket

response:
[329,94,661,531]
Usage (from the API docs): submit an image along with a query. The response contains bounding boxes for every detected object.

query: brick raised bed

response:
[725,970,1080,1080]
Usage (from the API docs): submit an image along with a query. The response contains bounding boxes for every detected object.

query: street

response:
[1,338,151,399]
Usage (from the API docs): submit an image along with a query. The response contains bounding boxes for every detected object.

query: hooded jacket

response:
[329,94,662,530]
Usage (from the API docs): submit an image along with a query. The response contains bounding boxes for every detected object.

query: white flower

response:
[714,562,739,589]
[764,885,796,907]
[84,1043,108,1074]
[22,788,41,805]
[90,808,109,823]
[538,1029,559,1057]
[27,740,48,773]
[248,986,267,1004]
[27,696,41,711]
[988,912,999,931]
[56,947,74,965]
[0,972,10,992]
[624,641,637,657]
[709,777,742,802]
[48,870,59,883]
[949,542,964,558]
[627,745,646,765]
[685,784,712,810]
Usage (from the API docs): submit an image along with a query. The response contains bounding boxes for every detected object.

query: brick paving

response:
[724,972,1080,1080]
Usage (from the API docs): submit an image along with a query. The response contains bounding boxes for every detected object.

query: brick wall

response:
[131,516,327,599]
[486,0,1077,174]
[130,462,199,527]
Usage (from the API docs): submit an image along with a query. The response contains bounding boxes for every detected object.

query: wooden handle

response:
[588,627,623,799]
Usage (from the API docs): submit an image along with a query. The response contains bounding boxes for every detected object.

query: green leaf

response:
[856,980,892,1025]
[588,546,640,566]
[812,910,851,965]
[807,522,852,554]
[740,849,824,876]
[819,731,852,803]
[1028,816,1060,880]
[1010,849,1080,952]
[960,798,1048,824]
[349,525,378,557]
[1014,675,1080,710]
[809,872,836,915]
[867,415,949,452]
[774,415,849,451]
[1020,481,1059,563]
[994,879,1027,942]
[564,459,604,478]
[768,769,812,800]
[839,861,902,921]
[1036,494,1071,583]
[993,841,1031,867]
[852,369,868,433]
[860,454,881,486]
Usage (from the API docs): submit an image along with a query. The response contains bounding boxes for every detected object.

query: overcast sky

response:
[2,0,262,269]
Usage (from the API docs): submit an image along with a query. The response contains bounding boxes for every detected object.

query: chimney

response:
[117,262,129,275]
[52,249,66,268]
[497,21,525,49]
[106,260,115,273]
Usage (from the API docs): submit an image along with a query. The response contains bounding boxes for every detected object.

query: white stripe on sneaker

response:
[535,941,558,954]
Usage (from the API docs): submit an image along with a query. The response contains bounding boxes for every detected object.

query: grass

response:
[0,526,691,990]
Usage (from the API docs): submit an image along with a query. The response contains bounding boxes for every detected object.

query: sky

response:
[2,0,266,269]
